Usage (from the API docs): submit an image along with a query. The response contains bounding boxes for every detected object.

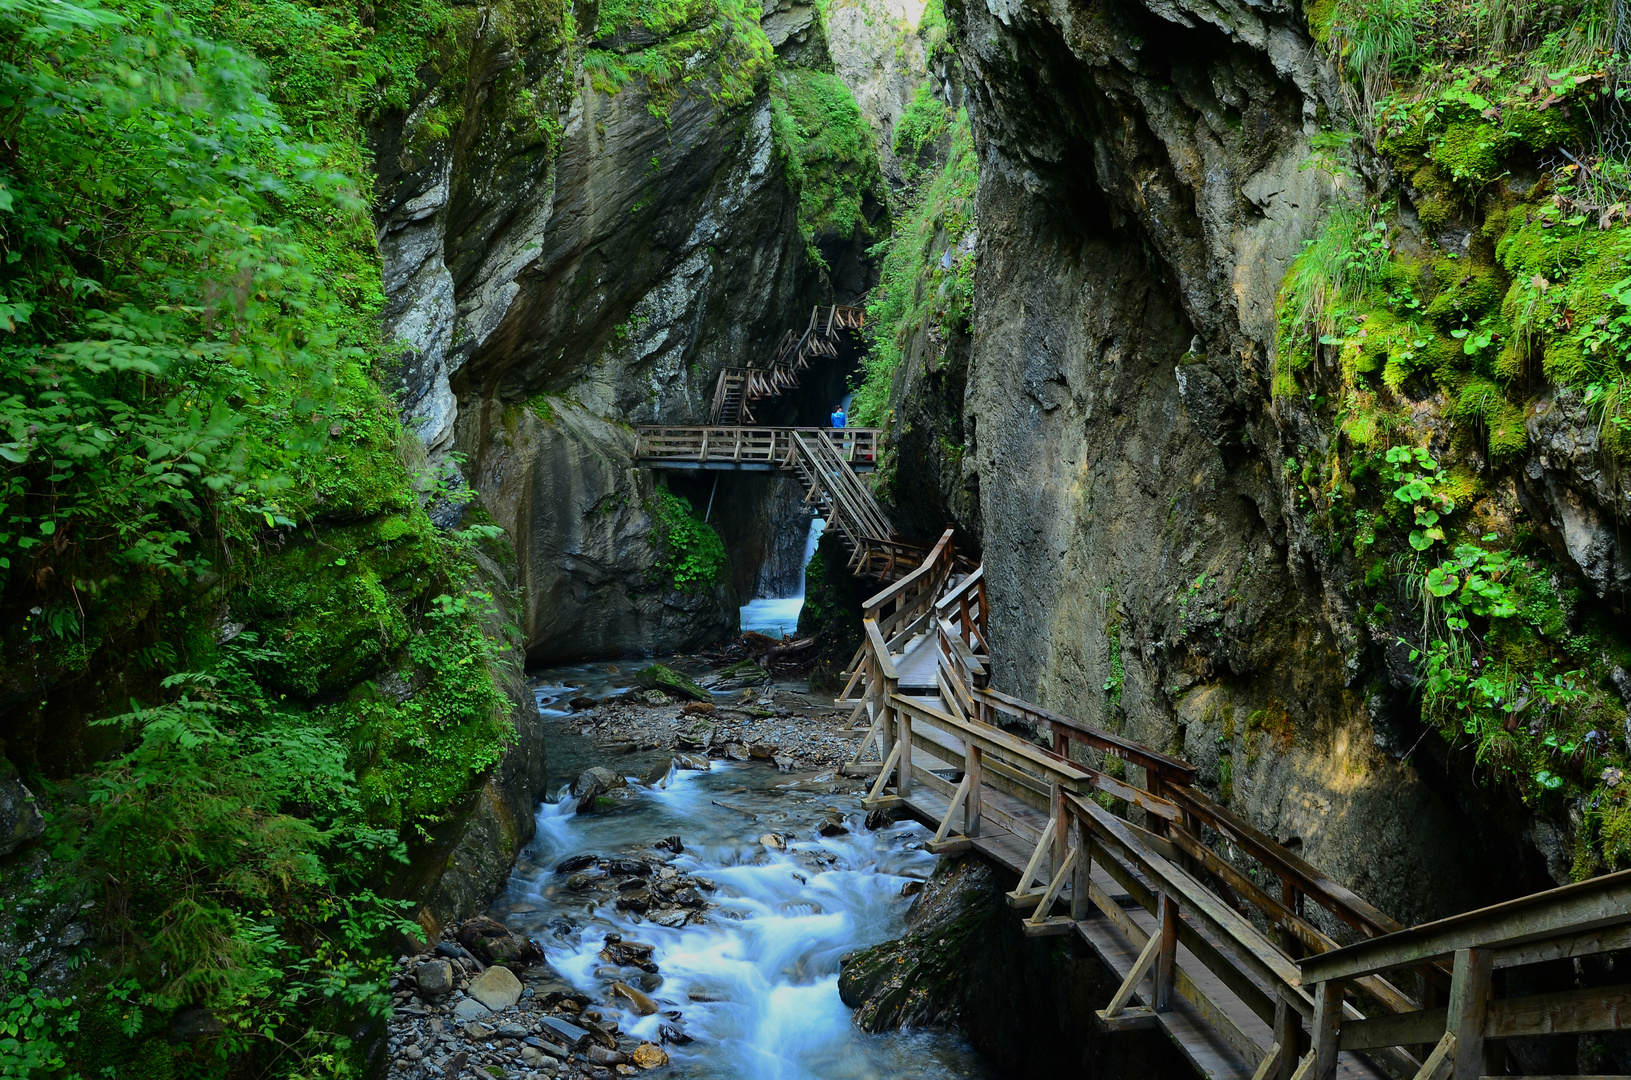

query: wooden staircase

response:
[839,532,1631,1080]
[710,303,864,424]
[632,425,930,584]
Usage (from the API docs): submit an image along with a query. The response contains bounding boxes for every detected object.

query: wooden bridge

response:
[633,425,930,583]
[710,304,864,424]
[839,530,1631,1080]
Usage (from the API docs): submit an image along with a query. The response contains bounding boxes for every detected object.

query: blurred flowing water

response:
[491,720,988,1080]
[739,517,826,639]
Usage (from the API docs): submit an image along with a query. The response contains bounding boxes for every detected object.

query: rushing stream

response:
[490,676,989,1080]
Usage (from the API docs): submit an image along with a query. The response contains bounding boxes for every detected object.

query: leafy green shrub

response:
[647,489,726,593]
[892,83,950,180]
[0,0,525,1071]
[69,641,414,1068]
[851,109,976,425]
[582,0,773,120]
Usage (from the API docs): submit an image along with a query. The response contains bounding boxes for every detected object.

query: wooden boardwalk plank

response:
[894,634,940,689]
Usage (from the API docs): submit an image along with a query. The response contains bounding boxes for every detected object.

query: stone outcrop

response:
[373,12,829,658]
[839,854,1190,1075]
[931,0,1567,925]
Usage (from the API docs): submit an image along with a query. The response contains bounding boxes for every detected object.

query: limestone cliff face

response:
[372,10,824,659]
[937,0,1595,924]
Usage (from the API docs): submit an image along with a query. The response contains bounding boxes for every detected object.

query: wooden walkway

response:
[710,304,864,424]
[838,531,1631,1080]
[633,425,931,583]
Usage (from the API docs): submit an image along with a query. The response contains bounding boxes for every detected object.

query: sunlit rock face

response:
[943,0,1566,922]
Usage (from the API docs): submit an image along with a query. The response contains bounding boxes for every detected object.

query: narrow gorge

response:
[3,0,1630,1075]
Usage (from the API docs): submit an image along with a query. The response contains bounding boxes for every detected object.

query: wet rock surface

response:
[564,686,859,773]
[383,918,673,1080]
[839,856,1190,1076]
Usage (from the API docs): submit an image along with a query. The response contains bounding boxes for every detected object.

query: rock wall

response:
[939,0,1561,925]
[373,10,830,659]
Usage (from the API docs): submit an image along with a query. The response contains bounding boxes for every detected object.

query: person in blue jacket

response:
[830,403,847,429]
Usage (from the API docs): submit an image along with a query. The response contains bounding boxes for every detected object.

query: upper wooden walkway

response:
[710,304,864,424]
[633,425,931,583]
[839,531,1631,1080]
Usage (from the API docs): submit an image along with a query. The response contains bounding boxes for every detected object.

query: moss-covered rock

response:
[635,663,711,701]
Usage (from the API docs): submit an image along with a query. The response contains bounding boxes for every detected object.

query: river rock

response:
[631,1043,669,1069]
[711,658,771,689]
[674,753,710,770]
[558,853,599,872]
[725,742,750,761]
[634,664,710,702]
[614,888,652,913]
[610,980,659,1015]
[415,958,455,996]
[452,997,491,1022]
[585,1045,629,1066]
[640,690,673,706]
[748,742,775,759]
[653,834,683,854]
[572,766,626,812]
[602,857,651,877]
[538,1015,591,1047]
[676,723,714,751]
[599,937,656,967]
[759,833,787,850]
[818,814,848,837]
[680,701,715,715]
[468,965,524,1011]
[458,915,543,969]
[569,696,598,710]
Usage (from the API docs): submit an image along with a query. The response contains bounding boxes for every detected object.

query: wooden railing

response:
[1295,870,1631,1080]
[830,537,1631,1080]
[710,304,866,424]
[633,426,881,469]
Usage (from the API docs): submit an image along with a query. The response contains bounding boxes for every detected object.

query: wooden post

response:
[1279,879,1304,960]
[1309,979,1342,1080]
[1146,773,1170,838]
[1447,948,1494,1080]
[964,744,983,837]
[1069,807,1091,921]
[897,700,912,796]
[1154,892,1179,1012]
[1273,992,1301,1080]
[1050,782,1068,881]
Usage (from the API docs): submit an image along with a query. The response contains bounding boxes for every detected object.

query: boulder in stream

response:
[456,915,543,969]
[634,663,710,702]
[571,766,626,812]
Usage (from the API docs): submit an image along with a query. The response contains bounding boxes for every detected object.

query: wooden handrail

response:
[973,685,1196,786]
[1299,867,1631,984]
[864,618,897,681]
[1168,786,1402,940]
[863,528,955,615]
[1071,792,1315,1015]
[934,565,983,612]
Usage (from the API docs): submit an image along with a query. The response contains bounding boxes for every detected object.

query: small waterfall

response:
[739,516,826,638]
